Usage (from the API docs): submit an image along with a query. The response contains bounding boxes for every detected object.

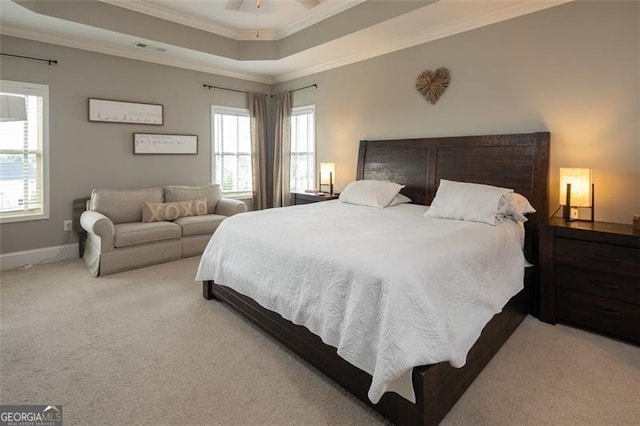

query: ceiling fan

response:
[225,0,321,10]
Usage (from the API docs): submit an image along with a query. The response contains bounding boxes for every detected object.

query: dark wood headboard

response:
[356,132,550,223]
[356,132,550,274]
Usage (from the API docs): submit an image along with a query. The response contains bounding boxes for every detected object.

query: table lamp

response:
[559,167,594,222]
[320,163,335,196]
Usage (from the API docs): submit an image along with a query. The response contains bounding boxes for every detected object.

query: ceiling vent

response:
[134,42,167,53]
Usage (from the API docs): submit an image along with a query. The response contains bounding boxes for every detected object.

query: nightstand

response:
[291,192,339,205]
[539,217,639,342]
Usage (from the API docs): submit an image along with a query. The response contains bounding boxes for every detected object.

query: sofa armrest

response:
[80,210,115,252]
[215,198,248,217]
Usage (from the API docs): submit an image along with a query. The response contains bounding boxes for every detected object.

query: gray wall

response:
[0,35,268,253]
[1,0,639,255]
[275,1,640,225]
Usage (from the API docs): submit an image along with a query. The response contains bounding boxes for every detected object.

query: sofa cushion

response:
[164,185,221,214]
[114,222,181,248]
[92,188,164,224]
[174,214,226,237]
[142,198,208,223]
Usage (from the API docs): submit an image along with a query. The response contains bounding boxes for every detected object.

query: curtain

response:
[273,92,291,207]
[249,93,268,210]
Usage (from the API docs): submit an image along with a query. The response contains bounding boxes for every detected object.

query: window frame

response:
[210,105,253,198]
[290,104,316,193]
[0,80,50,224]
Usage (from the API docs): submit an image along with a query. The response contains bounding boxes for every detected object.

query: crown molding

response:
[2,0,572,85]
[272,0,573,83]
[97,0,364,41]
[274,0,367,40]
[235,30,279,41]
[98,0,243,39]
[0,25,275,84]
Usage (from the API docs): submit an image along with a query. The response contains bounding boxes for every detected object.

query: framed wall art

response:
[89,98,164,125]
[133,133,198,155]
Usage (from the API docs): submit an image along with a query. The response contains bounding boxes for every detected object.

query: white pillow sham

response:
[424,179,513,225]
[339,180,404,208]
[498,193,536,222]
[388,193,411,206]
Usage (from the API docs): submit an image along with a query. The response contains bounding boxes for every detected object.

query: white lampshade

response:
[320,163,335,185]
[559,168,592,207]
[0,94,27,122]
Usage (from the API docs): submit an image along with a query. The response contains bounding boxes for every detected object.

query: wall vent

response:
[134,42,167,53]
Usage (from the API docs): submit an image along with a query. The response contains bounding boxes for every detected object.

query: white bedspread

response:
[196,201,526,403]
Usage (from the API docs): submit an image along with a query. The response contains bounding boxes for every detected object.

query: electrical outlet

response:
[63,220,72,231]
[570,207,579,220]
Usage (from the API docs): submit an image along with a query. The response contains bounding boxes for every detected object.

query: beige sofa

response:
[80,184,247,276]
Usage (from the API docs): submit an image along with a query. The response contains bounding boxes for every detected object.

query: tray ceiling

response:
[0,0,572,84]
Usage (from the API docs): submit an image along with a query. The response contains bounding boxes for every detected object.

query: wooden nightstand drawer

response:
[291,193,339,205]
[539,219,640,342]
[556,288,639,341]
[293,197,316,205]
[556,265,639,304]
[555,238,640,277]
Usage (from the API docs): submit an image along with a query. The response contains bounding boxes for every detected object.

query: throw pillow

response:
[164,184,221,214]
[142,198,208,223]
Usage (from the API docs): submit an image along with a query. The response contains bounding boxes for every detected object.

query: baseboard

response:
[0,243,79,271]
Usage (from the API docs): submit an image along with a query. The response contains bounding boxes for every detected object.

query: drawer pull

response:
[593,282,620,291]
[592,306,621,317]
[590,254,621,264]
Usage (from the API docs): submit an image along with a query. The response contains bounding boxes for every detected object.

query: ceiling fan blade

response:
[225,0,244,10]
[297,0,320,9]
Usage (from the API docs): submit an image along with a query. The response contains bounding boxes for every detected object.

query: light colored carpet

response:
[0,257,638,425]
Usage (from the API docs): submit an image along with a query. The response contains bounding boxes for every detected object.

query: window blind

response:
[0,93,45,219]
[213,108,252,193]
[290,106,315,193]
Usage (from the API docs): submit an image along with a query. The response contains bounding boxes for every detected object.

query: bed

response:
[199,132,550,425]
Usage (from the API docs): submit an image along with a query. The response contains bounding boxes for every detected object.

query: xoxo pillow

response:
[142,198,208,223]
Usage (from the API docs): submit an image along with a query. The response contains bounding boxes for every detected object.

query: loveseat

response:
[80,184,247,276]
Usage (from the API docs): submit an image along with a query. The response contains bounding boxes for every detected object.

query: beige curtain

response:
[249,93,267,210]
[273,92,291,207]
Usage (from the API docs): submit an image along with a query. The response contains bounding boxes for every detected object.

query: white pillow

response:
[388,193,411,206]
[424,179,513,225]
[339,180,404,208]
[498,193,536,222]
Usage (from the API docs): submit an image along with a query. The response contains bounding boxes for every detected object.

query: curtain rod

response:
[1,52,58,65]
[271,83,317,98]
[203,83,317,97]
[202,84,267,96]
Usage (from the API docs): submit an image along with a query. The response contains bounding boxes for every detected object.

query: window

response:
[0,80,49,223]
[290,105,315,193]
[212,106,252,194]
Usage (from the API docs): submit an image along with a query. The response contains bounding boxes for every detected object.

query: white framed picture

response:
[89,98,163,125]
[133,133,198,155]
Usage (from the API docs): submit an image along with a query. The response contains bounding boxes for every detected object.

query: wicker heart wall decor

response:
[415,67,450,105]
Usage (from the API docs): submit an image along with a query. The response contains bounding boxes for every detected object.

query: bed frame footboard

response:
[202,279,528,425]
[203,280,215,300]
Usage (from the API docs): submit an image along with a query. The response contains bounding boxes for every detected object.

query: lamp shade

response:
[0,94,27,122]
[320,163,335,185]
[559,168,592,207]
